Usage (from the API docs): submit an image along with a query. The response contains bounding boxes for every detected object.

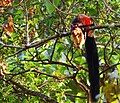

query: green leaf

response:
[23,99,29,103]
[88,8,97,16]
[44,0,55,14]
[66,80,80,95]
[0,92,3,99]
[54,0,60,6]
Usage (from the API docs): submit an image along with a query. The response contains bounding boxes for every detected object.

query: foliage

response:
[0,0,120,103]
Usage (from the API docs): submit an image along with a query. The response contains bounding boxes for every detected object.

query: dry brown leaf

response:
[28,7,35,17]
[0,0,13,7]
[2,15,14,38]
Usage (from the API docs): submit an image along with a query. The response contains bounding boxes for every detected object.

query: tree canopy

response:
[0,0,120,103]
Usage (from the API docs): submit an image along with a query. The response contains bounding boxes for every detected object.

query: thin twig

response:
[99,63,120,75]
[50,38,58,61]
[102,0,114,12]
[103,35,111,66]
[0,40,23,49]
[25,5,30,46]
[22,59,76,69]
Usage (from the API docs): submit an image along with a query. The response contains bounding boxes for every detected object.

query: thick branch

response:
[9,80,58,103]
[6,23,120,58]
[29,23,120,49]
[17,23,120,50]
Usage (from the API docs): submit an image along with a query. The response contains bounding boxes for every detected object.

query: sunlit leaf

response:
[44,0,55,14]
[53,0,61,6]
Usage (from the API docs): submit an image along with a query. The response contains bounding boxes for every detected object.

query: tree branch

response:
[22,59,88,72]
[6,23,120,58]
[8,80,58,103]
[99,63,120,75]
[0,40,23,49]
